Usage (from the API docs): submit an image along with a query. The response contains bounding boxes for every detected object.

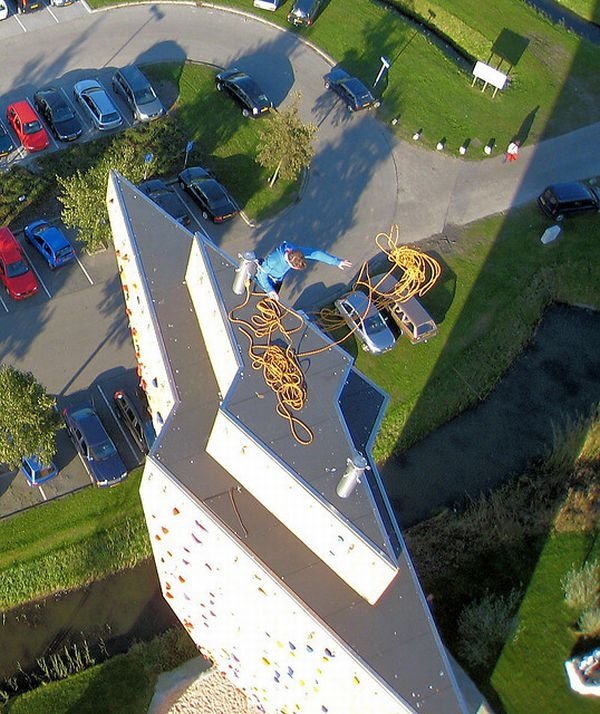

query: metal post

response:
[232,252,258,295]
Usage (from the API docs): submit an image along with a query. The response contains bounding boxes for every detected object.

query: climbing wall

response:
[140,462,412,714]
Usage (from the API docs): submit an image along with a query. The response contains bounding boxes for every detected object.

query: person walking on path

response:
[255,241,352,301]
[505,140,520,163]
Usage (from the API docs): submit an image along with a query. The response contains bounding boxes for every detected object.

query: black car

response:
[34,87,82,142]
[0,120,15,157]
[63,404,127,487]
[215,68,273,118]
[138,179,191,226]
[178,166,239,223]
[538,182,600,221]
[324,68,380,112]
[113,389,156,454]
[287,0,323,26]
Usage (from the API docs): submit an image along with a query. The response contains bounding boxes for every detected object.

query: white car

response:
[73,79,123,132]
[334,290,397,355]
[0,0,9,20]
[253,0,283,9]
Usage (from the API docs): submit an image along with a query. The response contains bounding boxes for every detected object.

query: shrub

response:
[578,608,600,638]
[457,589,521,668]
[562,560,599,610]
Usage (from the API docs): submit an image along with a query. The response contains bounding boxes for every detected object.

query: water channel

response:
[1,304,599,692]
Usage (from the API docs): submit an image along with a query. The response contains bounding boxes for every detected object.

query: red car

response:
[6,100,49,153]
[0,227,38,299]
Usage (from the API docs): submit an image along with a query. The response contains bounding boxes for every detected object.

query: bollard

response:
[232,252,258,295]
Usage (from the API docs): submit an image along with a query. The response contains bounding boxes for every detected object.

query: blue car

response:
[21,454,58,486]
[24,220,76,269]
[63,405,127,487]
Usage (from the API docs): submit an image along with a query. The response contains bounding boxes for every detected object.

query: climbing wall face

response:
[140,462,412,714]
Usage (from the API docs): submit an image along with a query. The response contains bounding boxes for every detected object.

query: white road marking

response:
[96,383,139,460]
[38,485,47,501]
[75,255,94,285]
[44,3,60,23]
[0,294,8,313]
[13,13,27,32]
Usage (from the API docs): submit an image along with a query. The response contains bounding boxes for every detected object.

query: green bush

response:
[457,589,521,668]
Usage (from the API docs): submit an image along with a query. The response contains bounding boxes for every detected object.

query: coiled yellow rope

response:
[228,225,441,445]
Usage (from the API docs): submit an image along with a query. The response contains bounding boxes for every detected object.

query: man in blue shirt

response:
[255,241,352,301]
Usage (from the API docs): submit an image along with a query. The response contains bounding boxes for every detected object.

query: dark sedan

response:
[34,87,82,142]
[139,179,191,226]
[324,68,381,112]
[178,166,238,223]
[0,120,15,157]
[63,405,127,487]
[215,68,273,118]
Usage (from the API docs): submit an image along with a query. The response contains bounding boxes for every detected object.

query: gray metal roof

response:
[108,172,467,714]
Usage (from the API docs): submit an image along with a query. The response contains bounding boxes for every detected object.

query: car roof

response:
[546,182,595,201]
[117,65,150,91]
[35,224,71,251]
[8,100,37,121]
[0,227,22,259]
[69,406,110,443]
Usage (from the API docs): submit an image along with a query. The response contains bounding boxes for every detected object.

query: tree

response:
[58,142,150,253]
[0,366,61,469]
[256,93,317,187]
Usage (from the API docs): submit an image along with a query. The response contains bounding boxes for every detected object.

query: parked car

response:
[0,120,15,157]
[372,273,438,344]
[24,220,76,269]
[138,179,191,226]
[538,181,600,221]
[63,404,127,487]
[113,389,156,454]
[253,0,283,9]
[0,1,9,20]
[73,79,122,131]
[334,290,396,354]
[178,166,238,223]
[112,66,164,122]
[215,68,273,117]
[0,226,38,300]
[287,0,323,26]
[16,0,40,13]
[324,68,381,112]
[50,0,75,6]
[21,455,58,486]
[33,87,82,142]
[6,100,50,153]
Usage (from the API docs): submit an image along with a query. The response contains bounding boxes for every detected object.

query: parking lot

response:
[0,223,149,519]
[0,0,88,40]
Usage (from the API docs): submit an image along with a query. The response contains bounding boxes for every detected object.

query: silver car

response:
[334,290,396,354]
[73,79,122,131]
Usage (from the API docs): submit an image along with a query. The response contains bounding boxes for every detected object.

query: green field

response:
[87,0,600,154]
[0,470,149,611]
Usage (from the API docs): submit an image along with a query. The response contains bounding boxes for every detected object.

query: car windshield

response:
[23,120,43,135]
[103,112,119,124]
[90,439,116,460]
[56,247,73,259]
[6,259,29,277]
[134,87,157,104]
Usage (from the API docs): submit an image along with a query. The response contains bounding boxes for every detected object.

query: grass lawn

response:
[492,531,600,713]
[554,0,600,23]
[357,205,600,459]
[5,628,198,714]
[0,469,149,611]
[88,0,600,154]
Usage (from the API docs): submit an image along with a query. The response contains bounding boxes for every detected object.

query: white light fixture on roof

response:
[336,454,369,499]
